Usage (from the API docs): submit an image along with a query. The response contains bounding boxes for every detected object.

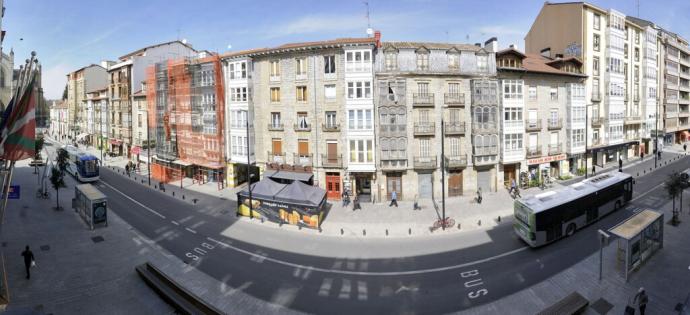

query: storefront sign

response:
[130,146,141,155]
[527,154,567,165]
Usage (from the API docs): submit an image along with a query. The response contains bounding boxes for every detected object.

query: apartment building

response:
[131,82,149,164]
[0,49,13,109]
[525,2,655,169]
[146,54,225,184]
[222,38,377,200]
[49,100,69,141]
[657,27,689,144]
[84,88,108,151]
[496,47,587,183]
[108,41,197,158]
[374,39,498,200]
[66,63,107,143]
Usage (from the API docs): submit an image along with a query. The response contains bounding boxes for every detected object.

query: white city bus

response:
[514,171,633,247]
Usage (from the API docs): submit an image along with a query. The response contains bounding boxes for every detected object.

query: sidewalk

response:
[460,180,690,315]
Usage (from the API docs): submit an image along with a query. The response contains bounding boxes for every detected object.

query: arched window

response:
[0,68,5,88]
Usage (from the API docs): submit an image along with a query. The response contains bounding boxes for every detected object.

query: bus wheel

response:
[566,223,576,237]
[615,200,621,210]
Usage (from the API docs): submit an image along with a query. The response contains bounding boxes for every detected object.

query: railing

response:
[525,119,542,131]
[473,145,498,156]
[548,143,562,155]
[294,123,311,132]
[591,117,605,126]
[379,124,407,137]
[267,151,285,163]
[444,93,465,106]
[292,153,313,166]
[380,159,407,170]
[321,154,342,168]
[526,146,542,158]
[322,123,340,132]
[445,155,467,168]
[472,122,498,134]
[444,122,465,135]
[592,91,601,101]
[624,115,642,124]
[268,123,284,131]
[413,156,437,169]
[413,122,435,136]
[592,138,603,146]
[547,118,562,130]
[412,93,435,106]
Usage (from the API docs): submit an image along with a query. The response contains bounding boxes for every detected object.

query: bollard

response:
[644,170,646,174]
[637,173,639,177]
[319,228,322,233]
[457,223,461,230]
[497,216,501,223]
[341,228,344,235]
[478,220,481,226]
[386,229,389,236]
[193,198,198,204]
[154,185,158,189]
[363,229,366,236]
[182,195,185,200]
[172,191,175,196]
[409,228,412,235]
[279,222,283,227]
[261,217,264,223]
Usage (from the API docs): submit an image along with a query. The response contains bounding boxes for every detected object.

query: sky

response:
[3,0,690,100]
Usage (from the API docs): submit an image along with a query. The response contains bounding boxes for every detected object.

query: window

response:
[349,139,374,163]
[417,52,429,70]
[593,57,600,76]
[324,84,336,100]
[295,58,307,76]
[297,112,309,129]
[449,109,460,122]
[231,135,247,156]
[593,78,600,98]
[296,86,307,102]
[298,140,309,156]
[231,87,248,102]
[635,31,640,44]
[477,55,488,72]
[550,87,558,101]
[138,114,142,127]
[229,61,247,79]
[385,52,397,71]
[419,139,430,156]
[326,111,337,128]
[624,43,628,59]
[347,81,372,99]
[634,65,639,82]
[348,109,373,130]
[449,137,461,156]
[502,80,523,99]
[270,60,280,77]
[503,107,523,121]
[270,87,280,102]
[271,112,281,127]
[346,50,372,72]
[593,14,600,30]
[571,129,585,147]
[418,82,429,95]
[504,133,523,152]
[324,55,336,74]
[448,53,459,70]
[448,82,460,95]
[594,34,600,51]
[528,86,537,100]
[635,47,639,61]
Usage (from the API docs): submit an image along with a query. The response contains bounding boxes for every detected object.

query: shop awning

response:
[130,146,141,155]
[264,169,313,182]
[76,133,89,140]
[172,159,192,167]
[110,139,123,145]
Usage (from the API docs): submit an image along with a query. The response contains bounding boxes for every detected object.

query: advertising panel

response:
[237,195,323,229]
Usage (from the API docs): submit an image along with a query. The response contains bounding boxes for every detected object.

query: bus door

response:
[586,206,598,223]
[624,179,633,201]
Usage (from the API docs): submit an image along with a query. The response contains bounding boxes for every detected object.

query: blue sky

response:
[3,0,689,100]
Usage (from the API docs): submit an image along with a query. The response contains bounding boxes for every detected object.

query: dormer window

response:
[385,51,397,71]
[448,52,460,70]
[477,55,488,72]
[416,49,429,71]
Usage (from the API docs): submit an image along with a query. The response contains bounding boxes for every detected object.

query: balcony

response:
[624,115,643,124]
[591,138,604,147]
[680,71,690,79]
[321,154,342,168]
[592,91,602,102]
[626,134,640,141]
[472,122,498,134]
[293,153,313,166]
[322,123,340,132]
[268,123,284,131]
[379,124,407,137]
[413,156,437,170]
[445,155,467,168]
[268,151,286,163]
[380,159,407,171]
[294,123,311,132]
[444,122,465,135]
[548,143,562,156]
[412,93,435,107]
[444,93,465,106]
[679,109,690,117]
[474,145,498,156]
[526,147,542,158]
[525,119,542,131]
[680,83,690,92]
[546,118,562,130]
[591,117,605,127]
[413,122,435,136]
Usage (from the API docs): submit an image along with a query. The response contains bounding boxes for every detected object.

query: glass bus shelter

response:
[609,209,663,282]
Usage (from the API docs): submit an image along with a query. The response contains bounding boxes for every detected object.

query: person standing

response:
[125,164,130,177]
[389,190,398,207]
[641,151,644,161]
[684,143,687,152]
[619,157,623,172]
[633,287,649,315]
[21,246,34,279]
[353,195,361,211]
[592,164,596,176]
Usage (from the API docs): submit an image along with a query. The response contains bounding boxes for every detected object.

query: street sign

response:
[8,185,20,199]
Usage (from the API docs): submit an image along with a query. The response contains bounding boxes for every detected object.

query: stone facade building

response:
[66,63,107,143]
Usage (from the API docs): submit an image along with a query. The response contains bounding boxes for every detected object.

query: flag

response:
[0,73,36,161]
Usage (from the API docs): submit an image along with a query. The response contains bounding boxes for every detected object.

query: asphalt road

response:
[45,141,688,314]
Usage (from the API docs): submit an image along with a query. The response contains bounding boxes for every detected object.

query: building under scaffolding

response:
[146,55,225,185]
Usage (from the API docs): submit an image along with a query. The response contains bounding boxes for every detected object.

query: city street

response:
[39,139,690,314]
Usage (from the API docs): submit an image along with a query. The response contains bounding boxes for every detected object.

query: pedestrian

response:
[509,178,517,195]
[352,194,361,211]
[685,143,687,152]
[641,152,644,161]
[342,190,350,207]
[592,164,596,175]
[125,164,130,177]
[413,194,422,210]
[619,157,623,172]
[389,190,398,207]
[476,187,483,204]
[21,246,34,279]
[658,149,662,159]
[633,287,649,315]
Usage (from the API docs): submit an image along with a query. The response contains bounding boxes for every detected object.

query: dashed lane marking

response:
[171,221,179,226]
[100,181,166,219]
[185,227,197,234]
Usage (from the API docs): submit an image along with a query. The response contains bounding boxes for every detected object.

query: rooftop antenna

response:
[364,0,373,37]
[637,0,640,17]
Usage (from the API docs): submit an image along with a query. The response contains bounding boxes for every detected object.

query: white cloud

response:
[42,63,71,100]
[267,14,367,38]
[477,25,526,37]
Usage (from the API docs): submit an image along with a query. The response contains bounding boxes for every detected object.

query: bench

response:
[537,291,589,315]
[135,262,222,315]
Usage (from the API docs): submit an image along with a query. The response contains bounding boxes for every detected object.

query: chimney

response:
[475,43,481,47]
[374,30,382,48]
[509,44,516,49]
[555,53,564,59]
[484,37,498,52]
[540,47,551,58]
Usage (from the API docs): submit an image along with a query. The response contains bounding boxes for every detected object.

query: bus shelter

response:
[608,209,663,281]
[72,184,108,230]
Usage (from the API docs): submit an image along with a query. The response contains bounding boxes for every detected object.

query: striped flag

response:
[0,73,36,161]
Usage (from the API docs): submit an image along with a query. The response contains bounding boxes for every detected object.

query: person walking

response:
[389,190,399,207]
[509,178,517,195]
[684,143,687,152]
[640,151,644,161]
[476,187,483,204]
[342,190,350,207]
[21,246,34,279]
[618,157,623,172]
[125,164,130,177]
[633,287,649,315]
[352,194,361,211]
[592,164,596,176]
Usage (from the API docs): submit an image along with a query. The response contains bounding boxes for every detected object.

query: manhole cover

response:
[39,245,50,251]
[591,297,613,314]
[91,236,105,243]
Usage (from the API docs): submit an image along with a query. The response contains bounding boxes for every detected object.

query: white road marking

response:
[205,236,530,276]
[171,221,179,226]
[338,279,351,299]
[185,227,197,234]
[100,181,166,219]
[318,278,333,297]
[357,281,368,301]
[631,182,664,202]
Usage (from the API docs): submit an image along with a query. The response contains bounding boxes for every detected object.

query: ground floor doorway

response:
[386,173,403,201]
[448,171,463,197]
[502,164,518,188]
[326,172,341,200]
[477,168,492,192]
[352,173,373,202]
[418,172,432,199]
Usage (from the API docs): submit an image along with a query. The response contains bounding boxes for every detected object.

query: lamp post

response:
[147,113,151,186]
[246,120,253,218]
[585,104,589,179]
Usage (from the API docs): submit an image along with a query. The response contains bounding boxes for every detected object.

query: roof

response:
[68,63,106,76]
[626,16,654,28]
[220,37,376,59]
[118,40,197,61]
[381,41,481,52]
[76,184,107,201]
[519,172,631,213]
[609,210,662,240]
[497,48,587,77]
[132,89,146,97]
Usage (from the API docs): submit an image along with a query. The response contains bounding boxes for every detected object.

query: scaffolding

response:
[146,55,225,183]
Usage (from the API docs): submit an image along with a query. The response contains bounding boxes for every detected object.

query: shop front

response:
[110,139,123,156]
[567,153,585,175]
[325,172,341,200]
[527,153,566,180]
[348,172,374,202]
[226,162,260,188]
[501,163,519,187]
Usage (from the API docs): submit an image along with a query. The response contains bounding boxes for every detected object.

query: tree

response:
[62,84,68,100]
[56,148,69,172]
[34,137,44,160]
[664,172,683,225]
[49,167,65,210]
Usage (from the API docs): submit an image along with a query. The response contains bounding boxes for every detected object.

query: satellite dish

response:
[366,28,374,36]
[181,38,187,44]
[227,44,232,50]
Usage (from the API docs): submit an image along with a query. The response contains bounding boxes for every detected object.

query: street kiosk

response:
[609,209,663,281]
[72,184,108,230]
